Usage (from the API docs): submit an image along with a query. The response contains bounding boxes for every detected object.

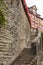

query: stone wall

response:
[0,0,30,65]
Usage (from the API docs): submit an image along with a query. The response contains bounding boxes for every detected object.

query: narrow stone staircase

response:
[11,48,37,65]
[31,29,37,40]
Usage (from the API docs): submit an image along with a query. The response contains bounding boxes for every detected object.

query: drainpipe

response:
[21,0,31,27]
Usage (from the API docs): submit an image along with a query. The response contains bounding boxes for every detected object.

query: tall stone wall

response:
[0,0,30,65]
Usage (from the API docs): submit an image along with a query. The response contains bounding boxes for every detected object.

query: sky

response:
[26,0,43,18]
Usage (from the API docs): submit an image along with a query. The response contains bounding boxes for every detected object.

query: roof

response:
[29,5,37,11]
[28,7,43,20]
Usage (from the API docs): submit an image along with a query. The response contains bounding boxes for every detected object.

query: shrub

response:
[0,0,3,3]
[0,9,6,27]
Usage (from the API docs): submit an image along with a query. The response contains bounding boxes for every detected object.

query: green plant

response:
[0,0,3,3]
[0,9,6,27]
[0,0,6,27]
[0,0,6,6]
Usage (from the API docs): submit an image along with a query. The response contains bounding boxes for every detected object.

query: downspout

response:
[21,0,31,27]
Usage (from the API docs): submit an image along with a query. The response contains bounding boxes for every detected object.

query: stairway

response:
[29,56,37,65]
[31,29,37,40]
[11,48,37,65]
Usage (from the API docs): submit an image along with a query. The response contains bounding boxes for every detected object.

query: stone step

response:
[29,57,37,65]
[11,48,36,65]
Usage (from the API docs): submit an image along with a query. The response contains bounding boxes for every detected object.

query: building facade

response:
[28,5,43,65]
[28,5,43,32]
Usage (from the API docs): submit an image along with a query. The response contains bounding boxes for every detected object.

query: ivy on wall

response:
[0,0,3,2]
[0,0,6,27]
[0,9,6,27]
